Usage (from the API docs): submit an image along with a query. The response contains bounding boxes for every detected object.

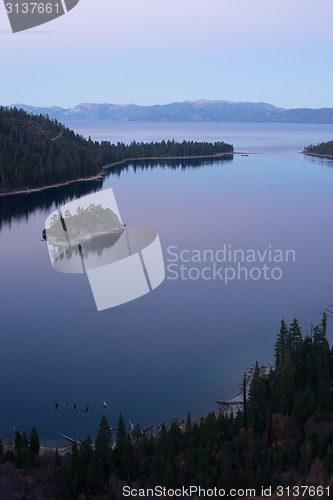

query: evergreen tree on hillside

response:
[248,361,269,432]
[14,431,22,451]
[79,436,93,467]
[0,107,233,193]
[116,412,126,450]
[87,450,104,493]
[274,319,288,370]
[288,317,302,354]
[29,427,40,459]
[95,416,112,479]
[278,351,295,414]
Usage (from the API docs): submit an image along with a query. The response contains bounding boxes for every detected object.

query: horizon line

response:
[5,99,333,111]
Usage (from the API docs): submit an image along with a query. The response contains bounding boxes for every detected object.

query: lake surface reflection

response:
[1,122,333,444]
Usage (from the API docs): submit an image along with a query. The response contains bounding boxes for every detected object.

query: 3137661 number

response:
[5,3,60,15]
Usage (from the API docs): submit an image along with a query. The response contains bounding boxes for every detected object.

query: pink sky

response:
[1,0,332,108]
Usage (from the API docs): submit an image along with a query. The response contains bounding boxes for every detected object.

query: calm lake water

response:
[1,122,333,444]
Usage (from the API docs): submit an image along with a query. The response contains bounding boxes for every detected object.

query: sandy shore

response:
[3,443,71,457]
[301,151,333,159]
[0,152,254,197]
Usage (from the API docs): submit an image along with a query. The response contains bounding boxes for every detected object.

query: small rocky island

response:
[45,204,124,247]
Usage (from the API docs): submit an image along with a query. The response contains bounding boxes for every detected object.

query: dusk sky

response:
[1,0,333,108]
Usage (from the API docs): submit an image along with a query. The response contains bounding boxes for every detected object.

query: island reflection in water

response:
[2,122,333,442]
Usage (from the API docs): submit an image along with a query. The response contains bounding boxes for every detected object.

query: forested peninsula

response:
[303,141,333,158]
[1,315,333,498]
[0,107,233,195]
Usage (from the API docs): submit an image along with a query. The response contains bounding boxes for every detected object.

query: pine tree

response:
[116,412,126,450]
[168,419,182,456]
[14,429,30,470]
[70,441,79,486]
[274,319,288,370]
[21,432,29,449]
[79,436,93,467]
[279,351,295,414]
[219,442,232,491]
[292,390,307,426]
[132,422,142,441]
[158,423,168,455]
[248,361,267,432]
[153,454,166,480]
[288,318,302,354]
[186,412,192,432]
[313,313,328,344]
[14,430,22,451]
[321,312,327,338]
[317,371,331,412]
[95,416,112,479]
[29,427,40,458]
[55,448,61,467]
[87,450,104,493]
[121,434,137,480]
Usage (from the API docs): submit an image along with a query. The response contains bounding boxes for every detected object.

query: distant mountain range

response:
[7,100,333,123]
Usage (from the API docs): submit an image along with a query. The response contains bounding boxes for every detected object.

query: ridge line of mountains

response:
[7,100,333,124]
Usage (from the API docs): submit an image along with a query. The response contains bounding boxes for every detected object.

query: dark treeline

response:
[0,156,232,231]
[1,315,333,498]
[304,141,333,156]
[0,107,234,194]
[0,180,103,231]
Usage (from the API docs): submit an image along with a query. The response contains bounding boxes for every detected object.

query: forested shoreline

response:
[304,141,333,157]
[0,107,234,194]
[1,315,333,499]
